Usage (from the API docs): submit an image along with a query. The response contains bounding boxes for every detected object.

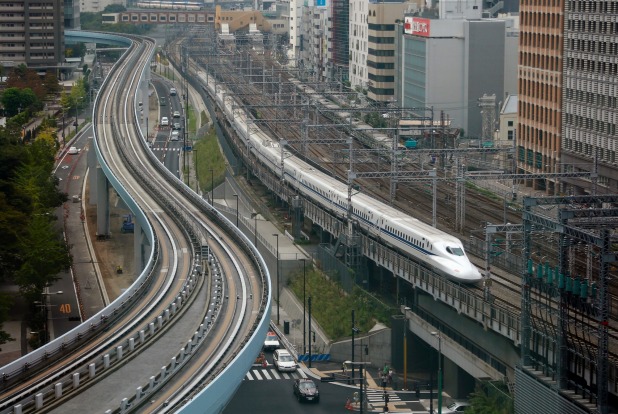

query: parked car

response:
[293,378,319,403]
[161,117,169,126]
[171,130,180,141]
[173,111,181,118]
[441,401,471,413]
[263,331,280,351]
[68,146,79,155]
[273,349,296,372]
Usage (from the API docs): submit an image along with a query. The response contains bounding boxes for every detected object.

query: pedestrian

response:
[381,373,387,388]
[388,368,393,384]
[342,362,347,373]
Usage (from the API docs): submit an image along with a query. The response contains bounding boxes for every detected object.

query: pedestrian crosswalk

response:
[245,367,307,381]
[364,389,401,404]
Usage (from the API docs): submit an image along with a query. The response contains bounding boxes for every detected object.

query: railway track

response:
[172,41,618,371]
[0,35,269,413]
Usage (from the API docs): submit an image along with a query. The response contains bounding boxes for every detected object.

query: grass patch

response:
[289,267,393,340]
[194,126,225,192]
[201,110,209,126]
[187,104,197,134]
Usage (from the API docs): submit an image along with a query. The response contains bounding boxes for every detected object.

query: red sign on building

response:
[404,16,431,37]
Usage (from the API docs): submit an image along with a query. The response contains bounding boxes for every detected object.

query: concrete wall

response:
[329,327,392,373]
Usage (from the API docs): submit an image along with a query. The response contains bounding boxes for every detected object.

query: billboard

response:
[404,16,431,37]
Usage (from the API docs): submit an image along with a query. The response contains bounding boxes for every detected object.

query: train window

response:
[446,246,464,256]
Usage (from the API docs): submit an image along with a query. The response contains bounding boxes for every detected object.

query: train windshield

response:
[446,246,464,256]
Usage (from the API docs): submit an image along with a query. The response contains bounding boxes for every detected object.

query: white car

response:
[68,146,79,155]
[170,130,180,141]
[170,87,177,96]
[263,331,280,351]
[161,117,169,126]
[273,349,296,372]
[442,401,471,413]
[173,111,181,118]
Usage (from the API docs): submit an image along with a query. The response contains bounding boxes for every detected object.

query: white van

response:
[161,117,169,126]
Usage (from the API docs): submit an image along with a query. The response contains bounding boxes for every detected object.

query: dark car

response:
[293,378,319,403]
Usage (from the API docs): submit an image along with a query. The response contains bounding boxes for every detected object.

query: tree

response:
[466,381,513,414]
[12,140,71,300]
[104,4,126,12]
[5,65,46,101]
[35,127,57,148]
[42,72,61,96]
[14,213,71,301]
[0,294,14,348]
[1,88,23,117]
[1,87,40,116]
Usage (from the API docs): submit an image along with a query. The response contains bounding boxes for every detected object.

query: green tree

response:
[104,4,126,12]
[14,213,71,301]
[12,140,70,300]
[42,72,61,96]
[1,87,39,117]
[466,381,513,414]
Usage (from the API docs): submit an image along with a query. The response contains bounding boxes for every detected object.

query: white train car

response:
[197,71,482,282]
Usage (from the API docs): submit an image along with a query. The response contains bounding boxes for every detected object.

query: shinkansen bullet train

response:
[198,72,482,283]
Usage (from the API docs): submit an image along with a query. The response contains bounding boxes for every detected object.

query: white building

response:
[349,0,421,103]
[80,0,124,13]
[395,15,518,138]
[286,0,303,65]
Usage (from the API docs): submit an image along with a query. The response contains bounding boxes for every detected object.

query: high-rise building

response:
[64,0,80,29]
[0,0,65,70]
[396,16,516,137]
[561,0,618,194]
[517,0,563,193]
[330,0,349,82]
[349,0,415,103]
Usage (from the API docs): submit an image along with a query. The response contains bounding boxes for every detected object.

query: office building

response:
[0,0,65,70]
[349,0,418,103]
[561,0,618,194]
[396,16,517,138]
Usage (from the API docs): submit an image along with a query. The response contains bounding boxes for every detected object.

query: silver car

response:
[273,349,296,372]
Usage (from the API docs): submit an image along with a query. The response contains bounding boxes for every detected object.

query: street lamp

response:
[272,233,280,325]
[210,168,214,205]
[300,258,307,355]
[233,194,239,227]
[351,310,357,384]
[40,290,63,345]
[74,98,82,135]
[61,111,66,144]
[431,331,443,414]
[193,148,199,193]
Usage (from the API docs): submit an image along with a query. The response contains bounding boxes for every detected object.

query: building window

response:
[508,120,513,127]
